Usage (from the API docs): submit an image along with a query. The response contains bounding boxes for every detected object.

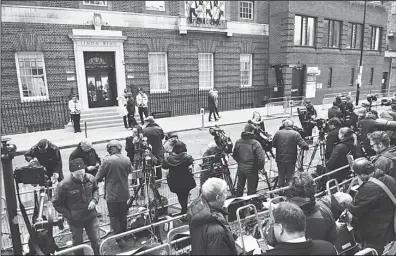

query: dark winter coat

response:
[25,141,63,181]
[319,194,345,221]
[272,127,308,163]
[126,98,135,114]
[95,153,133,202]
[326,137,355,182]
[162,152,195,193]
[349,169,396,254]
[52,174,99,228]
[328,105,342,120]
[232,132,265,174]
[288,197,338,244]
[325,127,340,160]
[380,109,396,140]
[263,239,337,255]
[372,146,396,181]
[187,196,237,255]
[208,91,216,110]
[69,145,101,176]
[143,123,165,161]
[358,116,378,142]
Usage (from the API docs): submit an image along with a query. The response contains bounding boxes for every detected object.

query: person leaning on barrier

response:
[187,178,237,255]
[346,158,396,254]
[25,139,64,183]
[263,201,337,255]
[52,158,100,255]
[325,118,342,160]
[232,123,265,196]
[163,132,179,158]
[325,127,356,183]
[328,101,342,120]
[272,119,309,188]
[285,172,338,244]
[369,131,396,181]
[69,139,101,177]
[95,140,134,248]
[379,102,396,146]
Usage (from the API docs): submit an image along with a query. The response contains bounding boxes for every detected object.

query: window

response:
[15,52,48,101]
[370,68,374,85]
[323,19,341,48]
[240,54,252,87]
[294,15,316,46]
[350,68,355,86]
[239,1,253,20]
[370,26,381,50]
[148,53,168,92]
[392,1,396,14]
[145,1,165,11]
[198,53,214,90]
[83,1,107,6]
[347,23,363,49]
[327,68,333,88]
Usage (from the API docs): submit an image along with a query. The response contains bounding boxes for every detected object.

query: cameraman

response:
[379,103,396,146]
[357,111,378,157]
[272,120,309,188]
[233,124,265,196]
[328,101,342,120]
[325,118,342,160]
[299,100,317,137]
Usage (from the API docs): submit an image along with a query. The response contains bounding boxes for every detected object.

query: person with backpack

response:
[369,131,396,181]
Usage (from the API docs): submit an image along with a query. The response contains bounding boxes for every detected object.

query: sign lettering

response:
[78,41,117,46]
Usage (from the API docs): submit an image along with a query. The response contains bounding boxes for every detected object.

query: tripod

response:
[297,134,326,172]
[208,151,236,197]
[260,149,278,191]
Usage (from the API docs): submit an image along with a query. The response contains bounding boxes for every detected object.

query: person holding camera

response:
[328,101,342,120]
[357,111,378,157]
[52,158,100,255]
[325,118,342,160]
[272,120,309,188]
[369,131,396,180]
[69,139,101,177]
[162,141,196,215]
[96,140,133,248]
[302,100,317,137]
[25,139,64,183]
[136,87,149,125]
[163,132,179,158]
[233,123,265,196]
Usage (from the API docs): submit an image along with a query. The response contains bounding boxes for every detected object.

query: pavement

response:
[1,102,365,154]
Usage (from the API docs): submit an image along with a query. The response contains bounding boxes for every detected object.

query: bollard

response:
[200,108,205,130]
[84,121,87,138]
[1,137,22,255]
[289,100,294,117]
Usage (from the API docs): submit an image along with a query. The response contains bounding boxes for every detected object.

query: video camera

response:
[209,126,233,155]
[247,120,274,156]
[311,118,329,138]
[374,119,396,131]
[279,122,305,138]
[366,94,378,103]
[14,165,48,187]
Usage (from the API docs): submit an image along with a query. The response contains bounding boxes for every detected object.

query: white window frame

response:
[198,53,214,91]
[83,1,107,6]
[370,26,381,51]
[240,54,252,87]
[145,1,165,11]
[392,1,396,14]
[15,52,49,102]
[148,52,169,93]
[239,1,254,20]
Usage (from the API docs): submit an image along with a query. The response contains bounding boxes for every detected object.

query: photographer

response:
[379,103,396,146]
[327,101,342,120]
[298,100,317,137]
[163,132,179,158]
[143,116,165,181]
[357,111,378,157]
[272,120,309,188]
[325,118,342,160]
[69,139,101,177]
[233,124,265,196]
[25,139,63,183]
[369,131,396,180]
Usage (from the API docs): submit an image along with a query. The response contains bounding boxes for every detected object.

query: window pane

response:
[375,27,380,50]
[294,15,302,45]
[302,17,307,46]
[333,21,340,48]
[146,1,165,11]
[346,23,352,49]
[323,19,329,47]
[328,20,333,47]
[356,24,362,49]
[307,17,315,46]
[350,68,355,86]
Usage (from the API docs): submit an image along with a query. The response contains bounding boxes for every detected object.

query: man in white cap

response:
[96,140,134,247]
[143,116,165,181]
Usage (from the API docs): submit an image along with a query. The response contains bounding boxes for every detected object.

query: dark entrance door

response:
[382,72,389,94]
[84,52,117,108]
[291,66,306,98]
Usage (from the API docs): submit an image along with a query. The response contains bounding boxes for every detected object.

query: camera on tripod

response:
[367,94,378,103]
[311,118,329,138]
[14,165,48,187]
[209,126,233,155]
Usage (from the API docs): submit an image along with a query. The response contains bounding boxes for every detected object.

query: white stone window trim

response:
[198,53,214,91]
[83,1,107,7]
[15,52,49,102]
[239,1,254,20]
[148,52,169,93]
[145,1,165,11]
[240,54,252,88]
[392,1,396,14]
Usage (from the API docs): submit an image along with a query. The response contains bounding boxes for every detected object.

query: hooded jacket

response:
[272,127,308,163]
[326,137,355,182]
[287,197,338,244]
[232,131,265,174]
[162,152,195,193]
[349,169,396,254]
[187,196,237,255]
[372,146,396,181]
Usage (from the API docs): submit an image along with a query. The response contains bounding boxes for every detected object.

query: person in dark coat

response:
[233,123,265,196]
[125,125,145,197]
[263,201,336,255]
[200,142,219,186]
[96,140,133,247]
[272,120,309,187]
[208,89,218,122]
[52,158,100,255]
[357,111,378,157]
[348,158,396,254]
[25,139,64,182]
[163,132,179,158]
[162,141,196,214]
[326,127,356,183]
[143,116,165,181]
[325,118,342,160]
[187,178,237,255]
[369,131,396,181]
[328,101,342,120]
[319,191,353,221]
[251,111,266,131]
[69,139,101,177]
[126,92,138,128]
[285,172,338,244]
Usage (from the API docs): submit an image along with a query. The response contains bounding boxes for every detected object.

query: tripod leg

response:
[261,170,272,191]
[127,183,144,209]
[306,144,318,171]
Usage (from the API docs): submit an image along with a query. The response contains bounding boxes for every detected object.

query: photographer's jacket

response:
[372,146,396,181]
[272,127,308,163]
[143,123,165,159]
[232,131,265,174]
[52,174,99,228]
[326,137,355,180]
[69,145,101,171]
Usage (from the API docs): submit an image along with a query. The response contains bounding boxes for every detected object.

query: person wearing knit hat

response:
[232,124,265,196]
[52,157,100,255]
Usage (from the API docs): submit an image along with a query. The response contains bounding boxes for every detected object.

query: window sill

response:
[241,85,252,88]
[21,96,49,103]
[150,90,169,94]
[199,87,213,91]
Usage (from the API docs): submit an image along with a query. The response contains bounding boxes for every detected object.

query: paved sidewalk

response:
[3,103,340,153]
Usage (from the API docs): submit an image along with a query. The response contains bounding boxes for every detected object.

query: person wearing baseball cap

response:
[136,87,149,125]
[52,158,100,255]
[96,140,134,247]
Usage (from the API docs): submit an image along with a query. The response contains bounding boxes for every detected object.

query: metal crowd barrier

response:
[54,244,94,255]
[266,96,305,118]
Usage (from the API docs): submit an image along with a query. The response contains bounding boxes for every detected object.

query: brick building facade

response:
[269,1,388,105]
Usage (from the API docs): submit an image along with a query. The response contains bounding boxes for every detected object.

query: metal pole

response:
[356,0,367,106]
[84,121,87,138]
[388,58,393,97]
[1,138,22,255]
